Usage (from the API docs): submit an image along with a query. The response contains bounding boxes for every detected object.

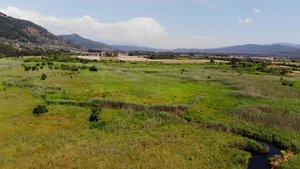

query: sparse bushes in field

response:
[33,105,48,114]
[281,80,294,87]
[41,73,47,80]
[23,55,93,64]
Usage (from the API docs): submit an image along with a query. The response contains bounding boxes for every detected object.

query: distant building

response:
[0,12,7,17]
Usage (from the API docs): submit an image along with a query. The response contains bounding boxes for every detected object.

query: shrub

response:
[33,105,48,114]
[281,80,294,87]
[41,73,47,80]
[32,66,37,71]
[89,66,98,71]
[80,65,87,69]
[24,66,31,71]
[89,107,102,122]
[71,65,79,71]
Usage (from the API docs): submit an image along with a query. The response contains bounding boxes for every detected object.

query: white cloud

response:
[238,18,253,24]
[253,9,261,14]
[1,7,236,49]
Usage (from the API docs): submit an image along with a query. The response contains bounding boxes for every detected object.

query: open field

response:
[0,57,299,168]
[117,55,229,63]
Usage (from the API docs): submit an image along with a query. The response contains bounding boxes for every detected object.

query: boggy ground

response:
[0,57,299,168]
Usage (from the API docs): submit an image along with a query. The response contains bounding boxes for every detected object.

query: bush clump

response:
[41,73,47,80]
[89,107,102,122]
[33,105,48,114]
[281,80,294,87]
[89,66,98,71]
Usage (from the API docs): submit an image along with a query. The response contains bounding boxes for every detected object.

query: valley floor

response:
[0,57,299,168]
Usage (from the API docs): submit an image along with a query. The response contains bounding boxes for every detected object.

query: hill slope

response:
[0,14,84,51]
[112,45,166,52]
[59,34,115,50]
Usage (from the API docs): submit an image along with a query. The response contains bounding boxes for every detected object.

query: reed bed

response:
[91,98,188,113]
[46,98,188,113]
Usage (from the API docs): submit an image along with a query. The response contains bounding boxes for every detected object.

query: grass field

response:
[0,57,299,168]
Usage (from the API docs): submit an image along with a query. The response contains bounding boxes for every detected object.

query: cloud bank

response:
[1,7,236,49]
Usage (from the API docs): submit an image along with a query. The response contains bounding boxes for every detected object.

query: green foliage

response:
[31,66,37,71]
[89,66,98,71]
[41,73,47,80]
[32,105,48,114]
[1,57,300,169]
[24,65,31,71]
[230,139,269,153]
[282,80,294,87]
[89,107,102,122]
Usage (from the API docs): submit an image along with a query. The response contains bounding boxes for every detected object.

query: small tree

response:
[41,73,47,80]
[33,105,48,114]
[89,107,102,122]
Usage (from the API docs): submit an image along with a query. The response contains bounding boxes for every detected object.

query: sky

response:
[1,0,300,49]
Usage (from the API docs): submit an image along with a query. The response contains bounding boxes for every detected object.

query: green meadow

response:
[0,57,299,168]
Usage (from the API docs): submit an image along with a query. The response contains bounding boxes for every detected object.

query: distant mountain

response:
[0,13,83,51]
[200,44,300,53]
[273,43,300,48]
[59,34,115,50]
[112,45,166,52]
[173,44,300,56]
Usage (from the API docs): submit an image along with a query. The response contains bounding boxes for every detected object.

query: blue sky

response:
[1,0,300,49]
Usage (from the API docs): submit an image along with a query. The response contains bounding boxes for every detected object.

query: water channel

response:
[248,141,282,169]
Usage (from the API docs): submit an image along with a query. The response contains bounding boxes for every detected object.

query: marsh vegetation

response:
[0,55,299,168]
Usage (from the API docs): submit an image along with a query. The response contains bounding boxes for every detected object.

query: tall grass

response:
[91,98,188,113]
[231,105,300,131]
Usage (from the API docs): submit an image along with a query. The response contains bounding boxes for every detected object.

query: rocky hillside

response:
[0,13,85,52]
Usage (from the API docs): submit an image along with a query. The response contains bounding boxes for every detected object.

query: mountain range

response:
[175,44,300,54]
[59,34,300,57]
[1,13,300,57]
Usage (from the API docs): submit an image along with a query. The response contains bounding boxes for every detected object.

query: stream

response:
[248,141,282,169]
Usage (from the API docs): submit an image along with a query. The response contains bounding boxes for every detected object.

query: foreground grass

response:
[0,58,299,168]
